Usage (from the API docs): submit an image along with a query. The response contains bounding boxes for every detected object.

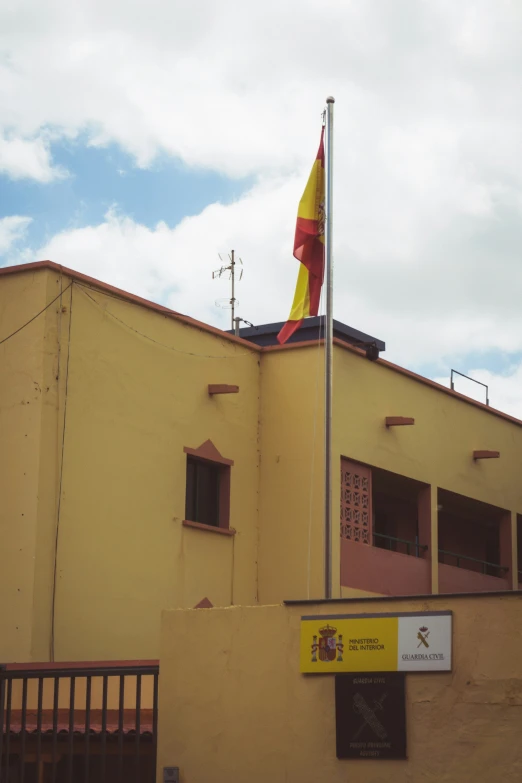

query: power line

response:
[76,283,252,360]
[50,284,74,662]
[0,282,73,346]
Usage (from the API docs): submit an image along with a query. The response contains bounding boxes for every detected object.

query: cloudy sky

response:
[1,0,522,415]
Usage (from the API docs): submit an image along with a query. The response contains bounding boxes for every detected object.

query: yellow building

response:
[1,260,521,667]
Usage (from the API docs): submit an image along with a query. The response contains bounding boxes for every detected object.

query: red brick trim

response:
[208,384,239,395]
[194,597,214,608]
[385,417,415,427]
[473,450,500,460]
[183,440,234,466]
[183,520,236,536]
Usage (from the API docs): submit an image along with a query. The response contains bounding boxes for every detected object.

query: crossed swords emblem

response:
[351,692,388,741]
[349,628,430,741]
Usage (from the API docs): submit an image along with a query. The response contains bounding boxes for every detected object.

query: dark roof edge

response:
[228,316,385,351]
[284,589,522,606]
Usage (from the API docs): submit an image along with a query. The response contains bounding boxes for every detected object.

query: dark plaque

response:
[335,672,406,760]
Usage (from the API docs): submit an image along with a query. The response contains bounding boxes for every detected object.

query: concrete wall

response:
[0,269,68,662]
[0,270,45,661]
[258,346,325,603]
[439,562,509,593]
[32,272,72,662]
[0,267,261,662]
[3,264,522,666]
[333,343,522,506]
[341,538,431,595]
[50,279,261,661]
[258,342,522,602]
[333,344,522,590]
[158,594,522,782]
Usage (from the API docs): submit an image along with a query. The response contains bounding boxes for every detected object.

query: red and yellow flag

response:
[277,127,325,344]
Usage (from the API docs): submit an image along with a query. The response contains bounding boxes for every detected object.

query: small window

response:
[185,457,221,527]
[183,440,233,532]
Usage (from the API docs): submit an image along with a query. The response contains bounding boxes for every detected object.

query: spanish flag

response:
[277,127,325,344]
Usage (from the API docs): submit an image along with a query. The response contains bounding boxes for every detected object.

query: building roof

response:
[1,260,520,427]
[227,316,385,355]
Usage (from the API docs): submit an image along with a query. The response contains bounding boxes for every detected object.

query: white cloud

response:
[32,178,299,327]
[4,0,522,416]
[26,161,522,419]
[0,135,67,182]
[32,195,522,420]
[0,216,32,254]
[2,0,522,178]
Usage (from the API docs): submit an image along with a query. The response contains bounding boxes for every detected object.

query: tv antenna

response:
[213,249,243,330]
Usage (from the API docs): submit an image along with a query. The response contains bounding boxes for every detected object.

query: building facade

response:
[1,261,521,664]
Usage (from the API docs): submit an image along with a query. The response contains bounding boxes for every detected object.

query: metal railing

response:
[438,548,507,577]
[373,531,428,558]
[0,660,159,783]
[450,369,489,406]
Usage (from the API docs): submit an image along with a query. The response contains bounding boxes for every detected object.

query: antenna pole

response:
[324,96,335,600]
[212,249,243,326]
[230,249,235,330]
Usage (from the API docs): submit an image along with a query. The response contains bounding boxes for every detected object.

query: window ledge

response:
[182,519,236,537]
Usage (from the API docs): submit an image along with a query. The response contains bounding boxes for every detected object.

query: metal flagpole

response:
[324,96,335,599]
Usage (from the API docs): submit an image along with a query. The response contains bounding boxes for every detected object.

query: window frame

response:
[183,440,234,536]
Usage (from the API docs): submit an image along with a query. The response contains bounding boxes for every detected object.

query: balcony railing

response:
[0,660,159,783]
[373,531,428,558]
[438,548,508,578]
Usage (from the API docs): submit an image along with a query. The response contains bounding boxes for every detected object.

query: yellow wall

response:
[0,269,70,662]
[333,344,522,508]
[50,279,260,661]
[3,265,522,665]
[258,343,522,603]
[158,595,522,782]
[0,268,261,662]
[258,346,325,603]
[32,272,72,661]
[332,345,522,590]
[0,270,47,661]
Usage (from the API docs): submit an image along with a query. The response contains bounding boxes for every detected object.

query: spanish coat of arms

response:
[311,624,344,663]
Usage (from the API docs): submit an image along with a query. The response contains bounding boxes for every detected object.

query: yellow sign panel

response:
[300,617,398,673]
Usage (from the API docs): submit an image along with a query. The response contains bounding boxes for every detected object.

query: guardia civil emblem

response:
[417,626,430,649]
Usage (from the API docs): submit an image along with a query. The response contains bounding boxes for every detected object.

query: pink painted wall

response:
[439,562,509,594]
[340,538,430,596]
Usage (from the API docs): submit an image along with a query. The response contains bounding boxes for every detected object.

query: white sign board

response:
[397,613,452,671]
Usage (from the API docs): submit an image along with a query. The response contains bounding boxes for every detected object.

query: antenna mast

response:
[230,249,236,330]
[212,250,243,331]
